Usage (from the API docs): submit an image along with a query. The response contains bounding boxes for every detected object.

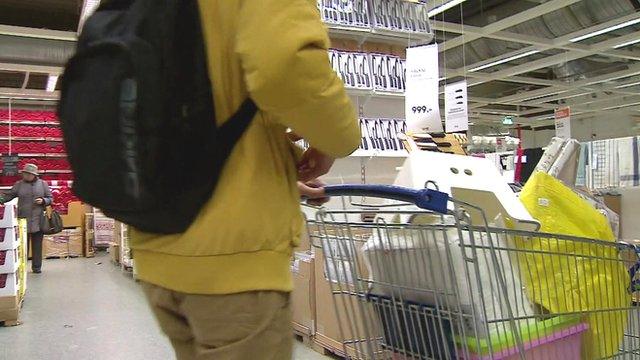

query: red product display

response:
[50,186,79,214]
[0,109,76,212]
[0,142,66,154]
[0,125,62,138]
[0,110,57,122]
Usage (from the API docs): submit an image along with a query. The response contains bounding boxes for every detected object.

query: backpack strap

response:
[218,98,258,155]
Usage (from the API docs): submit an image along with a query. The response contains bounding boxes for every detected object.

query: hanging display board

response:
[2,155,19,176]
[444,80,469,133]
[405,44,442,133]
[554,106,571,139]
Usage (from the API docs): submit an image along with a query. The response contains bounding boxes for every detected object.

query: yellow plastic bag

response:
[517,172,629,359]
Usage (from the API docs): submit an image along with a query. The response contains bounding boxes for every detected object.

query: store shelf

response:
[0,137,63,142]
[350,149,408,158]
[326,24,432,45]
[347,88,405,100]
[41,170,73,174]
[0,120,60,126]
[4,153,67,158]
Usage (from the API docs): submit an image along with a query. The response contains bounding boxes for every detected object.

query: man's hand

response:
[298,180,329,206]
[35,198,44,205]
[298,147,334,182]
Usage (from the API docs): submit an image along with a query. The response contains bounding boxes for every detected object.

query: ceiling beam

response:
[0,88,59,101]
[433,19,640,62]
[0,24,76,42]
[438,0,582,52]
[0,62,63,75]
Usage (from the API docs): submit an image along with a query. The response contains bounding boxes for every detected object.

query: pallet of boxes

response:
[91,209,117,262]
[43,202,91,259]
[0,200,28,326]
[91,210,131,271]
[292,222,374,358]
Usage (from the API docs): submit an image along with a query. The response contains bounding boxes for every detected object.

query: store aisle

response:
[0,253,329,360]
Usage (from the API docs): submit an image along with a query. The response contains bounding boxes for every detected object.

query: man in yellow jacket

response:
[130,0,360,359]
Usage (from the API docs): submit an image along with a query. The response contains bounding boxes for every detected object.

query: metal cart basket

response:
[307,184,640,360]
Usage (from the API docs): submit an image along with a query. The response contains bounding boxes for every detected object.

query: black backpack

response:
[57,0,257,234]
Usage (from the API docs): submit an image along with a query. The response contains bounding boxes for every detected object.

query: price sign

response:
[2,155,19,176]
[405,44,442,132]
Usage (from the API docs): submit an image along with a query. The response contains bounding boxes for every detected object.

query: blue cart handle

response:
[324,184,449,214]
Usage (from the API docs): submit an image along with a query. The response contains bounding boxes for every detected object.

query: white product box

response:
[369,54,392,91]
[0,248,19,274]
[0,271,19,297]
[0,227,18,251]
[0,200,18,228]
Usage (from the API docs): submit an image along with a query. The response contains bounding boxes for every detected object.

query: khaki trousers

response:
[142,282,292,360]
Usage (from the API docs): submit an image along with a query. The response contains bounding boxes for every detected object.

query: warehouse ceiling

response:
[0,0,639,127]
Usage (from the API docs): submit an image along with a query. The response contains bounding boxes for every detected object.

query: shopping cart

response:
[306,184,640,360]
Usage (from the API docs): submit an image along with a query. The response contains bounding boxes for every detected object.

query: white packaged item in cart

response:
[548,139,580,186]
[392,151,539,231]
[0,227,18,251]
[0,248,19,274]
[361,217,537,338]
[535,137,565,173]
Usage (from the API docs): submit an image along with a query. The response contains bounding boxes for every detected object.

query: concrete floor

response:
[0,253,330,360]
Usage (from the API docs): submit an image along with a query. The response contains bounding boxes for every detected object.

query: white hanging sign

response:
[444,80,469,133]
[405,44,442,133]
[554,106,571,139]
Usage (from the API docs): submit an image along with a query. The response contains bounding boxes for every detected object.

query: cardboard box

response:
[0,227,19,251]
[0,202,18,228]
[85,213,94,230]
[0,272,19,297]
[84,230,95,258]
[313,228,375,357]
[109,243,120,264]
[291,252,315,335]
[44,228,83,258]
[0,295,21,323]
[94,216,115,246]
[0,248,19,273]
[60,202,92,229]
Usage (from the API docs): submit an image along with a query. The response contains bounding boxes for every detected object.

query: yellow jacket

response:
[130,0,360,294]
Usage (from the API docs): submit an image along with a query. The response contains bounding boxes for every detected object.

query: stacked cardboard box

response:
[60,201,92,229]
[113,221,132,268]
[291,226,374,357]
[93,212,115,247]
[0,203,27,326]
[43,227,83,258]
[291,251,315,336]
[84,213,95,257]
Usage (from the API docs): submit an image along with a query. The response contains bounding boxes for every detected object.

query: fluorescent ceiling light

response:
[468,50,539,72]
[615,81,640,89]
[46,75,59,92]
[428,0,466,17]
[614,38,640,48]
[601,101,640,111]
[78,0,101,33]
[570,18,640,43]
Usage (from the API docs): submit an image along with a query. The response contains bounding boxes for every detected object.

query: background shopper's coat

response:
[130,0,360,294]
[2,179,53,233]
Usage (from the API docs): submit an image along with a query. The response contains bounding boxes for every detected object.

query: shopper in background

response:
[0,164,53,274]
[131,1,360,359]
